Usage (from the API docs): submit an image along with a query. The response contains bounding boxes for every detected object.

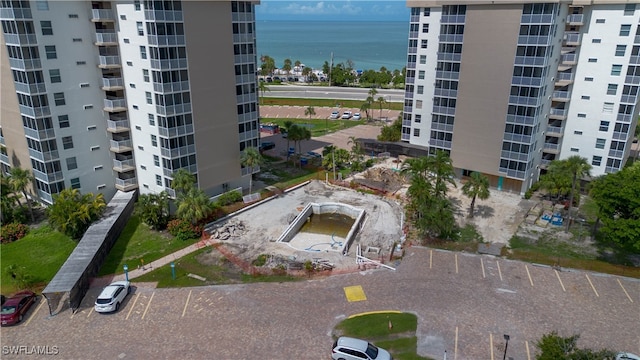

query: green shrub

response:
[1,223,30,244]
[215,190,243,207]
[524,189,533,199]
[167,219,202,241]
[252,254,268,266]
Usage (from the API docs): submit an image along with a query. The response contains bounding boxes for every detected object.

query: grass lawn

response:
[261,117,364,137]
[333,312,433,360]
[98,215,199,276]
[0,225,76,294]
[261,97,403,111]
[134,247,299,287]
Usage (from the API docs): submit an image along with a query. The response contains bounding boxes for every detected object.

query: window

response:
[620,24,631,36]
[76,61,86,65]
[422,24,429,33]
[151,134,157,147]
[134,0,141,10]
[66,157,77,170]
[577,113,586,118]
[585,77,594,82]
[415,100,422,109]
[570,148,579,152]
[599,121,609,131]
[423,7,430,16]
[592,39,601,44]
[126,61,133,66]
[413,128,420,137]
[93,165,103,171]
[70,177,80,189]
[40,21,52,35]
[140,165,147,170]
[419,55,427,64]
[417,85,424,94]
[129,83,136,88]
[574,130,582,135]
[607,84,618,95]
[148,113,155,125]
[136,22,144,36]
[58,115,69,128]
[421,39,428,49]
[595,138,606,149]
[87,125,96,130]
[62,136,73,149]
[611,65,622,76]
[120,14,126,20]
[603,102,614,113]
[415,114,422,123]
[53,92,65,106]
[418,70,425,80]
[49,69,61,83]
[588,58,597,63]
[68,14,78,18]
[36,1,49,10]
[84,104,93,109]
[154,155,160,167]
[80,83,89,88]
[72,38,82,42]
[140,46,147,59]
[615,45,626,57]
[595,19,605,24]
[156,175,162,186]
[123,38,130,44]
[624,4,636,16]
[44,45,56,59]
[146,92,152,104]
[581,95,590,100]
[592,156,602,166]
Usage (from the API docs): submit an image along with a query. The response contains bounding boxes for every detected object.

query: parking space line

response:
[525,265,534,286]
[481,258,486,279]
[617,279,634,303]
[525,340,531,360]
[455,254,459,274]
[125,293,140,320]
[24,299,45,327]
[497,261,503,281]
[454,326,458,360]
[585,274,600,297]
[429,250,433,269]
[87,307,94,318]
[554,270,566,292]
[182,290,192,318]
[141,292,155,319]
[489,333,494,360]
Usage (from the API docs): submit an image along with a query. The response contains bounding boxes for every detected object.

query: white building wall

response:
[561,5,640,176]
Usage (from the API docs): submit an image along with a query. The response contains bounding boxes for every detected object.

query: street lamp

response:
[503,334,510,360]
[170,262,176,280]
[123,264,129,282]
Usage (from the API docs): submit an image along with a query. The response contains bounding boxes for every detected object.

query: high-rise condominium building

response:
[403,1,640,194]
[1,0,260,204]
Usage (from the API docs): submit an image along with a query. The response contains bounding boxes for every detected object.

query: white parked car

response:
[352,112,361,120]
[332,336,392,360]
[617,353,640,360]
[330,111,340,119]
[94,280,131,313]
[341,111,352,119]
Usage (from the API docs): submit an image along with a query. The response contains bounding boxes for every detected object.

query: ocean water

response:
[255,21,409,72]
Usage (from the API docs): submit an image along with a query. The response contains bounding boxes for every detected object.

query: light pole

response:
[502,334,510,360]
[170,262,176,280]
[123,264,129,282]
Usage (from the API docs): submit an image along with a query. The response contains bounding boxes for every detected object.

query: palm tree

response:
[377,96,387,120]
[461,172,490,218]
[9,167,35,222]
[170,168,196,199]
[368,87,378,100]
[283,120,294,155]
[563,155,592,231]
[240,147,264,194]
[304,106,316,121]
[258,81,270,105]
[347,136,363,162]
[360,102,371,122]
[176,188,213,225]
[283,58,292,75]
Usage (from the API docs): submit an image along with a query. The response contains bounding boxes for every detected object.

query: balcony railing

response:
[0,7,32,19]
[95,32,118,44]
[550,108,567,118]
[608,149,625,158]
[102,77,124,89]
[98,55,121,68]
[14,82,47,94]
[104,98,127,111]
[544,142,560,151]
[552,90,570,100]
[113,158,135,172]
[561,53,577,64]
[110,139,133,152]
[546,125,564,136]
[24,127,56,140]
[32,169,64,183]
[567,14,584,25]
[564,32,581,45]
[91,9,114,22]
[115,177,138,191]
[107,119,130,132]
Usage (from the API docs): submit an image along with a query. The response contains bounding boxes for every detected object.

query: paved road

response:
[264,84,404,102]
[3,247,638,359]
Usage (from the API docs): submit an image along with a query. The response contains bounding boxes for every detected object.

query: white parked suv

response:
[94,280,131,313]
[332,336,392,360]
[341,111,353,119]
[330,111,340,119]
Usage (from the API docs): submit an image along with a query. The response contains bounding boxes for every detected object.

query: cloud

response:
[257,1,409,21]
[261,1,363,16]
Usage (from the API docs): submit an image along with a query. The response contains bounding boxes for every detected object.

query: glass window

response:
[146,92,152,104]
[588,58,597,63]
[66,157,77,170]
[58,115,69,128]
[36,1,49,10]
[44,45,56,59]
[595,138,606,149]
[418,70,425,79]
[134,0,141,10]
[413,128,420,137]
[419,55,426,64]
[624,4,636,16]
[136,22,144,36]
[615,45,626,56]
[619,24,631,36]
[422,24,429,33]
[611,64,622,76]
[603,102,614,113]
[592,39,601,43]
[154,155,160,167]
[423,7,430,16]
[599,121,609,131]
[417,85,424,94]
[151,134,157,147]
[592,156,602,166]
[49,69,61,83]
[70,177,80,189]
[156,175,162,186]
[53,92,65,106]
[595,19,605,24]
[40,21,53,35]
[140,46,147,59]
[607,84,618,95]
[62,136,73,149]
[143,69,149,82]
[421,39,428,49]
[148,113,155,125]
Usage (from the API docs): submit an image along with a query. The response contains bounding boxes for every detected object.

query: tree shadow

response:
[473,204,495,219]
[448,196,464,217]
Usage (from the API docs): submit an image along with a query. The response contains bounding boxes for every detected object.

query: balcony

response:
[549,108,567,120]
[555,72,574,86]
[0,7,32,19]
[609,149,625,158]
[107,119,130,133]
[564,32,581,46]
[546,125,564,137]
[567,14,584,25]
[109,139,133,153]
[113,158,135,172]
[104,98,127,112]
[552,90,571,102]
[561,53,577,65]
[115,177,138,191]
[101,77,124,90]
[630,55,640,65]
[95,32,118,45]
[33,168,64,183]
[543,142,560,154]
[98,55,121,69]
[91,9,115,22]
[24,127,56,140]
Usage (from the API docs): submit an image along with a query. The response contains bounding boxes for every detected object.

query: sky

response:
[255,0,410,22]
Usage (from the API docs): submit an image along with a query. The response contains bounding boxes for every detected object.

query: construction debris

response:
[209,220,246,240]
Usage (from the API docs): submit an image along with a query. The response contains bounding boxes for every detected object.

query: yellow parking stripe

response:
[126,293,140,320]
[554,270,566,292]
[585,275,599,297]
[24,299,45,326]
[182,290,192,318]
[343,285,366,302]
[497,261,503,281]
[617,279,633,303]
[489,333,494,360]
[481,258,486,279]
[347,310,401,319]
[455,254,459,274]
[141,292,155,319]
[525,265,534,286]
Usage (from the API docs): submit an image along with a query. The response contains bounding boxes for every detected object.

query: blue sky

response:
[256,1,410,21]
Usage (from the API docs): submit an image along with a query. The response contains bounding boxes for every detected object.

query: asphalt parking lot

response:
[3,247,638,359]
